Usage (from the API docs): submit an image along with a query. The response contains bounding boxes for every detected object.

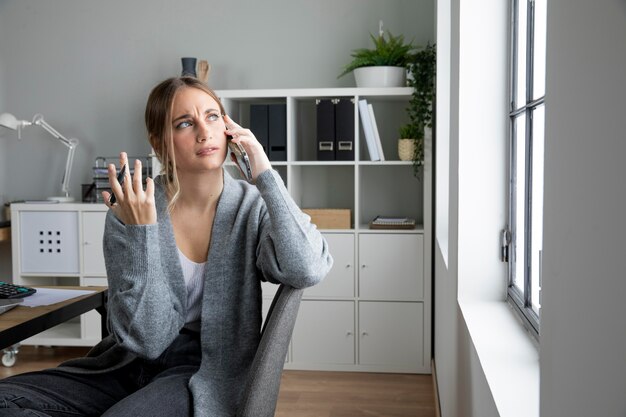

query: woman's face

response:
[170,87,228,174]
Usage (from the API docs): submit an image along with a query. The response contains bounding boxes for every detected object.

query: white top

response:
[177,248,206,330]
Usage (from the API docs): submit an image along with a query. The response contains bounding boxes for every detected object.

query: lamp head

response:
[0,113,32,139]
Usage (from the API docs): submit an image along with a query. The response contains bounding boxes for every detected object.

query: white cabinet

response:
[359,302,424,371]
[11,203,108,347]
[82,211,107,276]
[359,234,424,301]
[304,233,354,298]
[220,87,432,374]
[291,301,355,366]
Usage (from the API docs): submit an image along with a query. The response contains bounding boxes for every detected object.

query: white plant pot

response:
[353,66,407,88]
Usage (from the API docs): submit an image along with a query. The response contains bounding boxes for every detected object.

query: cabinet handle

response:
[361,331,369,336]
[84,241,91,245]
[346,331,353,336]
[346,264,351,268]
[361,264,367,268]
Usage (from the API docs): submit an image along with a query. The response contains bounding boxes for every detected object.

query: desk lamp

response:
[0,113,79,202]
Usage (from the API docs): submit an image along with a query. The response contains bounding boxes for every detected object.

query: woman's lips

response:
[196,146,220,156]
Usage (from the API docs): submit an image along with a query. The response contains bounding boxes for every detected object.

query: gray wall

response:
[540,0,626,415]
[0,0,434,204]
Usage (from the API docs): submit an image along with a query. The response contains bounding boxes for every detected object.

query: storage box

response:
[302,209,351,229]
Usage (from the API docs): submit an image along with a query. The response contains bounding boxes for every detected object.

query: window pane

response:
[533,0,547,99]
[513,114,526,293]
[530,105,545,313]
[515,0,528,108]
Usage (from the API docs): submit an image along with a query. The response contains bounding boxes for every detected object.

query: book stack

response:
[369,216,416,230]
[358,99,385,161]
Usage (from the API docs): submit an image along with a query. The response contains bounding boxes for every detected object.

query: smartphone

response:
[228,138,253,182]
[108,164,126,205]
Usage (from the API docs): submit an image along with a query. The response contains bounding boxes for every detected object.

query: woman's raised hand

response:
[103,152,157,225]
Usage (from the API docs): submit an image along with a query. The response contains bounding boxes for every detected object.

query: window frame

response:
[507,0,545,338]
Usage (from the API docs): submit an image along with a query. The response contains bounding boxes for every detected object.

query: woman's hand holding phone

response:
[103,152,157,225]
[223,115,272,182]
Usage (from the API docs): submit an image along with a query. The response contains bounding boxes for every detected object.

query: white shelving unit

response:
[218,87,432,374]
[11,203,108,347]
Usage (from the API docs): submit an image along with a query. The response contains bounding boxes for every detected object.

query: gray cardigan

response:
[61,169,333,416]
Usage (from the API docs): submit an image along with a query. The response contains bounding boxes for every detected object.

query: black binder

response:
[316,99,335,160]
[250,104,269,154]
[334,98,355,161]
[268,104,287,161]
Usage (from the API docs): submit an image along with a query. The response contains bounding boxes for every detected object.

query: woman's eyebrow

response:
[172,108,220,123]
[172,113,191,123]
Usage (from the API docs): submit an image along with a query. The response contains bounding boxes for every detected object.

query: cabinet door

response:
[19,211,79,274]
[359,301,423,369]
[82,212,107,276]
[292,300,355,365]
[304,233,354,298]
[359,233,423,301]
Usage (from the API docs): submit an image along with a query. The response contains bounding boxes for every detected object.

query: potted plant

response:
[398,43,436,178]
[338,31,416,88]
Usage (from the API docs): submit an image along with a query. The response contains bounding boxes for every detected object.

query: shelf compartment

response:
[356,96,410,163]
[358,165,423,226]
[290,165,355,229]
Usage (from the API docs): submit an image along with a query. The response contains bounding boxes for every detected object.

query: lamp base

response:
[47,196,75,203]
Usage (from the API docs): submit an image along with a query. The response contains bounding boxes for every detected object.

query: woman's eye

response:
[207,113,220,122]
[176,121,192,129]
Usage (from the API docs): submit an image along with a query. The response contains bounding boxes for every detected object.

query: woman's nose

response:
[196,120,211,143]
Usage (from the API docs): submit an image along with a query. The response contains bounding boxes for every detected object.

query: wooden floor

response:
[1,346,436,417]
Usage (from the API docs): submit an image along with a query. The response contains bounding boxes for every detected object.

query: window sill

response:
[458,300,539,417]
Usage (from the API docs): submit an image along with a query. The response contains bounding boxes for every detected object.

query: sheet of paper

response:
[22,287,96,307]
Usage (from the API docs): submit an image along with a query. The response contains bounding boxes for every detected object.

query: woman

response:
[0,77,332,417]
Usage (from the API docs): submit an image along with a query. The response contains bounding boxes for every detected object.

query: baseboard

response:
[432,358,442,417]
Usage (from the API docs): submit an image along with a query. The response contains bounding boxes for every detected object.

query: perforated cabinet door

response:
[19,211,79,274]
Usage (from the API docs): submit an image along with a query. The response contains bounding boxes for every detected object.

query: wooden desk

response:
[0,286,107,351]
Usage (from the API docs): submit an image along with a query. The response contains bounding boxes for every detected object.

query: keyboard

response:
[0,281,37,299]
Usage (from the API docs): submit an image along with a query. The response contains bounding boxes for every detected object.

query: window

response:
[506,0,546,337]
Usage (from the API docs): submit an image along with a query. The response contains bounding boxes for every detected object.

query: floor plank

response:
[1,347,436,417]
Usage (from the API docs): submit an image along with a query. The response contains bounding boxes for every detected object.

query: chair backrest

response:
[237,284,304,417]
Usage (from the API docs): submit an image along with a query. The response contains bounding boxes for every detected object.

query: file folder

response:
[316,99,335,160]
[268,104,287,161]
[250,104,269,154]
[334,98,355,161]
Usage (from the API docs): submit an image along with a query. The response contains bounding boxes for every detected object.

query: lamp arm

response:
[61,138,79,198]
[32,114,74,148]
[31,114,80,199]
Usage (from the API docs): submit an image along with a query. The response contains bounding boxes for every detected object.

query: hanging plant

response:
[398,43,436,178]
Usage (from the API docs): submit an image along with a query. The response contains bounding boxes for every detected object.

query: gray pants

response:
[0,331,201,417]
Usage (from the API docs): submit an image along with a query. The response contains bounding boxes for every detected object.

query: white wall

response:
[540,0,626,415]
[436,0,626,416]
[434,0,509,415]
[0,0,434,203]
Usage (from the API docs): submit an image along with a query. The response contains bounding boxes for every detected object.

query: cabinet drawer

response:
[19,211,79,274]
[292,300,355,365]
[359,301,424,369]
[82,212,107,276]
[304,233,354,298]
[358,233,423,301]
